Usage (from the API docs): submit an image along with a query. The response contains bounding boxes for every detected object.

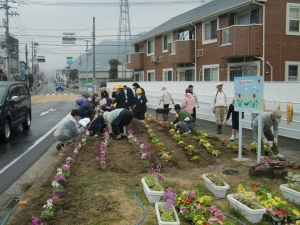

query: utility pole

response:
[93,17,96,94]
[25,43,28,84]
[85,40,91,94]
[5,0,10,81]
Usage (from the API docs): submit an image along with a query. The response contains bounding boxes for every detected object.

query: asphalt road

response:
[0,85,79,193]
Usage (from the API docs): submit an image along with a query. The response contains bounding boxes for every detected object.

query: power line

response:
[9,26,154,31]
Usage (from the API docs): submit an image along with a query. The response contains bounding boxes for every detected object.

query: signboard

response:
[20,63,25,79]
[234,76,264,113]
[66,56,73,65]
[88,78,93,91]
[62,33,76,44]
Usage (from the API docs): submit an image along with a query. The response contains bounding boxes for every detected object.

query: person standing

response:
[252,110,282,156]
[181,88,195,116]
[124,85,135,110]
[132,88,147,120]
[224,97,244,141]
[132,82,147,102]
[100,88,109,99]
[188,84,199,119]
[251,113,259,143]
[112,84,126,109]
[54,109,84,150]
[173,104,195,134]
[159,87,174,109]
[212,83,227,134]
[112,86,118,98]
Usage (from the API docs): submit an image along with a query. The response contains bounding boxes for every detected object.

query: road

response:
[0,85,80,193]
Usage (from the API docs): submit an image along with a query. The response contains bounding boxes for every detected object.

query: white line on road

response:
[0,115,67,175]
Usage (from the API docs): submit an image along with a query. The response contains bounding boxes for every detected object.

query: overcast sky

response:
[0,0,209,77]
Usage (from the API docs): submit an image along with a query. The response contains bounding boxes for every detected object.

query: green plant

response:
[236,184,264,210]
[206,165,226,186]
[286,172,300,192]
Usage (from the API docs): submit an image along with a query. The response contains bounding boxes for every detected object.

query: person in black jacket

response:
[112,84,126,109]
[132,82,147,102]
[224,97,244,141]
[124,85,135,110]
[88,115,107,136]
[132,88,147,120]
[78,101,94,118]
[100,88,109,99]
[112,86,117,98]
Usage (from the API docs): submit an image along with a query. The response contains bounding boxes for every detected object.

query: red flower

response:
[251,183,259,189]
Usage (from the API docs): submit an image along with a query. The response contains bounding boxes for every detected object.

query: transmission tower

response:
[116,0,131,67]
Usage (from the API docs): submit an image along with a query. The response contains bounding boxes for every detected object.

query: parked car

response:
[56,82,64,91]
[0,81,32,142]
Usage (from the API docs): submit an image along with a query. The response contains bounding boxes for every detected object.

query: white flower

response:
[140,144,144,149]
[128,134,134,138]
[57,168,62,175]
[74,149,79,154]
[86,131,90,136]
[66,157,73,161]
[51,181,59,187]
[63,164,70,169]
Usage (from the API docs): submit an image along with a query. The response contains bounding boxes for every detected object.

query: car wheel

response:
[1,119,11,142]
[22,112,31,130]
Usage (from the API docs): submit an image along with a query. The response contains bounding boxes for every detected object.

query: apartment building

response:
[126,0,300,82]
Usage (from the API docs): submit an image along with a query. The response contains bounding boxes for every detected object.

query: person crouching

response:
[173,104,195,134]
[132,88,147,120]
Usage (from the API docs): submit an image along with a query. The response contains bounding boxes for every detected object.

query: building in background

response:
[117,65,133,79]
[127,0,300,82]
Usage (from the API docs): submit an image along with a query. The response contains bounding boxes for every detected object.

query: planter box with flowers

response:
[142,164,165,203]
[280,172,300,205]
[202,165,229,198]
[155,188,180,225]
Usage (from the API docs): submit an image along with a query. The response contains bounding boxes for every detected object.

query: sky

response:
[0,0,210,77]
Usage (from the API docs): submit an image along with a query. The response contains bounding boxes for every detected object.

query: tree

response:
[69,69,79,81]
[108,58,121,79]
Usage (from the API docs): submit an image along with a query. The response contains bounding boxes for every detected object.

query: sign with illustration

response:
[234,76,264,113]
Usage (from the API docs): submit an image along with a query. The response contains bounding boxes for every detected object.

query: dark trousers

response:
[134,112,145,120]
[192,107,196,119]
[254,128,279,156]
[111,109,133,135]
[163,104,169,109]
[126,101,133,110]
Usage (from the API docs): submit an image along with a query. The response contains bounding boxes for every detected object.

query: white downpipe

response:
[253,0,266,76]
[266,61,273,81]
[190,23,197,81]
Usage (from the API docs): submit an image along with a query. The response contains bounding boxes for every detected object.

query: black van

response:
[0,81,32,141]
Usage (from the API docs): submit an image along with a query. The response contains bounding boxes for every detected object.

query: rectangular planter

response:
[280,184,300,205]
[202,173,230,198]
[155,202,180,225]
[141,178,164,203]
[227,194,266,223]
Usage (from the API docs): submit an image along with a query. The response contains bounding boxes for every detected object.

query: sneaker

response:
[230,135,235,141]
[56,143,64,151]
[113,135,122,140]
[183,130,191,135]
[66,141,74,145]
[120,133,127,137]
[177,130,181,134]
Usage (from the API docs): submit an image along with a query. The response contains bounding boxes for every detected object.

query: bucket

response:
[268,141,273,147]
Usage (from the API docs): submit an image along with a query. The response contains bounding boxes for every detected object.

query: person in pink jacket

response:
[181,89,195,115]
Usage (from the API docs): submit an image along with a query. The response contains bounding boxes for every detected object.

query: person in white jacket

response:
[188,84,199,119]
[159,87,174,109]
[212,83,228,134]
[54,109,84,151]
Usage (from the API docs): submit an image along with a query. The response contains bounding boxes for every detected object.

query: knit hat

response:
[174,104,181,110]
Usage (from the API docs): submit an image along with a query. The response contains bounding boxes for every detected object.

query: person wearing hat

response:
[75,97,92,109]
[112,86,118,98]
[224,97,244,141]
[132,82,148,102]
[132,88,147,120]
[100,87,109,99]
[188,84,199,119]
[173,104,195,134]
[159,87,174,109]
[112,84,126,109]
[124,85,135,110]
[181,88,195,116]
[252,110,282,156]
[102,107,134,140]
[212,83,228,134]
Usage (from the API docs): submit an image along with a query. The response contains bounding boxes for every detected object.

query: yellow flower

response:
[274,197,281,202]
[292,209,300,216]
[296,221,300,225]
[237,184,245,193]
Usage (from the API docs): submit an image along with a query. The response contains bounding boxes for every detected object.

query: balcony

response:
[126,52,144,70]
[218,24,263,57]
[168,40,195,64]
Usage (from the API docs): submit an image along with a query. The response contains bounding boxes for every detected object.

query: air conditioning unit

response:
[151,55,158,63]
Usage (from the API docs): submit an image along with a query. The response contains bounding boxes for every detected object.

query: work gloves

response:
[184,117,190,122]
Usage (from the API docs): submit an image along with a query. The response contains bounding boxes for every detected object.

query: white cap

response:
[87,97,92,102]
[216,83,223,88]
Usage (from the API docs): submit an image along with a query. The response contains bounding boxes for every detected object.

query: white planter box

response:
[202,173,230,198]
[280,184,300,205]
[141,178,164,203]
[155,202,180,225]
[227,194,266,223]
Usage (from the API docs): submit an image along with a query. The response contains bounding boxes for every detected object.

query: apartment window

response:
[203,66,219,81]
[139,43,144,52]
[228,65,258,81]
[127,54,131,63]
[235,9,259,25]
[147,39,154,55]
[179,70,195,81]
[203,19,217,44]
[147,71,155,81]
[285,61,300,81]
[222,27,231,45]
[163,33,172,52]
[286,3,300,35]
[134,72,144,82]
[163,69,172,81]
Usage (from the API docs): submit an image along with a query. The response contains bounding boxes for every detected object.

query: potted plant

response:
[155,188,180,225]
[227,184,266,223]
[142,164,164,203]
[202,165,229,198]
[250,142,258,153]
[280,172,300,205]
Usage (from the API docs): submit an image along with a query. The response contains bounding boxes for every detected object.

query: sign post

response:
[234,76,264,162]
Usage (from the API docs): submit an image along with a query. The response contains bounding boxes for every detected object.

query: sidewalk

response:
[145,108,299,161]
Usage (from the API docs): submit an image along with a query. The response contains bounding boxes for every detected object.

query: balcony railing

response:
[168,40,195,64]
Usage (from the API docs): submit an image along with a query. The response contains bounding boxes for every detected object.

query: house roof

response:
[133,0,250,44]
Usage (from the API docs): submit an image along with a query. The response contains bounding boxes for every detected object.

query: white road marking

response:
[39,108,56,116]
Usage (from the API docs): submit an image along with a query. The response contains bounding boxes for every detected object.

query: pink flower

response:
[209,205,217,213]
[51,197,59,204]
